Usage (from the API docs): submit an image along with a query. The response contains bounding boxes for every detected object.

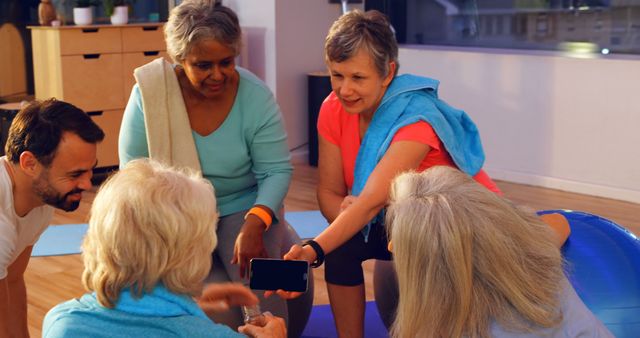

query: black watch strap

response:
[303,239,325,268]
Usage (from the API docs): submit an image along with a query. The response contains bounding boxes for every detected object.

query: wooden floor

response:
[25,163,640,336]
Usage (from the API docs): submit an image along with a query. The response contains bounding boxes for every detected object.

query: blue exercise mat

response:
[38,211,329,257]
[302,301,388,338]
[31,212,329,257]
[32,223,88,257]
[285,210,329,239]
[539,210,640,338]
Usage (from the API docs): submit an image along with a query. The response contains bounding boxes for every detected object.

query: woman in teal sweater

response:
[118,1,312,335]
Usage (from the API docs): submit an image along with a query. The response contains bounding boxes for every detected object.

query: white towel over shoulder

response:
[133,58,201,172]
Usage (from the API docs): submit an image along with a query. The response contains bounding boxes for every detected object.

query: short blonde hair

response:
[82,159,218,308]
[387,166,564,338]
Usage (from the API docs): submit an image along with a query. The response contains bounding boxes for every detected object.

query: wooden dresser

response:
[29,23,168,168]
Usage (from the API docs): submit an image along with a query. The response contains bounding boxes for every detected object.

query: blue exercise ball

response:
[539,210,640,338]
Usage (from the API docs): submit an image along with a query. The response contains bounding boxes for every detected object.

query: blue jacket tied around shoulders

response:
[352,74,486,240]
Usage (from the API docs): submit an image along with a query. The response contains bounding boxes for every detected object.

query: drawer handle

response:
[87,111,104,116]
[143,51,160,56]
[83,54,101,59]
[142,26,158,31]
[82,28,99,33]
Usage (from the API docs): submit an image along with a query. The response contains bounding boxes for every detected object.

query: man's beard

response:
[33,171,83,212]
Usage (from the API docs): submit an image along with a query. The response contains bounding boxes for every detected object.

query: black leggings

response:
[324,223,392,286]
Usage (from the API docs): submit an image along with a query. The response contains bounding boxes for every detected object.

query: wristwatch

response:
[302,239,325,268]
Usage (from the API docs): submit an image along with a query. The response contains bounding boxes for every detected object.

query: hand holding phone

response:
[249,258,309,292]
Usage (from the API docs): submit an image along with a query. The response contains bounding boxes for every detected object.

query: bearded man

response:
[0,99,104,337]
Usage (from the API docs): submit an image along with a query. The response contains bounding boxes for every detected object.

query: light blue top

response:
[489,278,613,338]
[42,284,244,338]
[119,67,292,217]
[354,74,485,240]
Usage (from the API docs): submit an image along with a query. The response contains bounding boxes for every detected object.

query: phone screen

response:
[249,258,309,292]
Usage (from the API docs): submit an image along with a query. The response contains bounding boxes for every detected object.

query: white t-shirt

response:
[0,156,53,279]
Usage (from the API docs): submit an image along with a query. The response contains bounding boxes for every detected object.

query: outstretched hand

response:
[196,283,258,315]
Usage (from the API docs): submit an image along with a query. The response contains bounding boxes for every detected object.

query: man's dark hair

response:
[4,99,105,166]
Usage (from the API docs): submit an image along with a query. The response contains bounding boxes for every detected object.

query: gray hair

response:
[83,159,218,308]
[387,166,563,337]
[325,10,399,77]
[164,0,241,63]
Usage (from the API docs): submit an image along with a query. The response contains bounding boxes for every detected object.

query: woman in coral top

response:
[280,9,499,337]
[281,9,568,338]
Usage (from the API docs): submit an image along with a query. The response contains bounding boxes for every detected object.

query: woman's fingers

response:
[199,283,258,308]
[262,289,302,300]
[238,312,287,338]
[197,283,262,317]
[231,241,239,265]
[283,244,303,260]
[198,299,229,314]
[275,289,303,299]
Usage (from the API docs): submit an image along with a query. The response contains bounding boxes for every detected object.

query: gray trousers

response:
[206,210,314,338]
[373,259,399,330]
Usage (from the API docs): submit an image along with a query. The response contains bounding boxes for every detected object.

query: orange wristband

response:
[244,207,273,231]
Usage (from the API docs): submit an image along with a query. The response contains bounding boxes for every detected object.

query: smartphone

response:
[249,258,309,292]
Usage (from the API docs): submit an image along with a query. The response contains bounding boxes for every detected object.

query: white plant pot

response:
[73,7,93,26]
[110,6,129,25]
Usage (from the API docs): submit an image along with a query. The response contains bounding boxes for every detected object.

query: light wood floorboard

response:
[25,163,640,337]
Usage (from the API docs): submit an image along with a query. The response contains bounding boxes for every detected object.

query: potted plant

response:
[103,0,135,25]
[73,0,99,26]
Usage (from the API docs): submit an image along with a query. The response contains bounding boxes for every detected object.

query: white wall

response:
[226,0,277,89]
[400,47,640,203]
[230,0,359,150]
[274,0,347,150]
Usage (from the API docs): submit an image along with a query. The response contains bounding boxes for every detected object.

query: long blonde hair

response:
[82,159,218,308]
[387,166,564,338]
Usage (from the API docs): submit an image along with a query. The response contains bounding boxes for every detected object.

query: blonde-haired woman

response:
[42,159,285,338]
[386,166,612,338]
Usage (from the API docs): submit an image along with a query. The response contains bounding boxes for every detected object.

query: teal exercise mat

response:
[302,301,388,338]
[32,211,328,256]
[285,210,329,239]
[32,223,88,257]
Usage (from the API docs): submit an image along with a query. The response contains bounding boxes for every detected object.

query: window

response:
[366,0,640,55]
